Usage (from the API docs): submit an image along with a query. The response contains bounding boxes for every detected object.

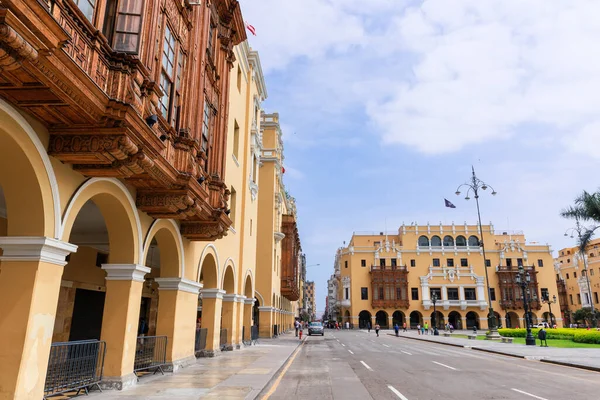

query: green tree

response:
[561,190,600,253]
[572,307,600,326]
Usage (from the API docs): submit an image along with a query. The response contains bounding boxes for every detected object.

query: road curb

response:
[390,333,600,373]
[255,336,306,399]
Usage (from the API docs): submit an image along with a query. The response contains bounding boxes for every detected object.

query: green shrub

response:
[573,330,600,344]
[498,328,578,340]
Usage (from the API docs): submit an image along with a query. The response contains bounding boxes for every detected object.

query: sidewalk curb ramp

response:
[389,333,600,373]
[255,336,306,399]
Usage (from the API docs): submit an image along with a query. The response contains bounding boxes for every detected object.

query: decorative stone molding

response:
[0,237,77,266]
[155,278,202,294]
[201,288,226,299]
[102,264,151,282]
[274,232,285,243]
[223,294,244,303]
[258,306,276,312]
[244,298,256,305]
[236,295,247,303]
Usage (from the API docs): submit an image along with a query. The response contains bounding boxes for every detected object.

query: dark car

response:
[308,322,324,336]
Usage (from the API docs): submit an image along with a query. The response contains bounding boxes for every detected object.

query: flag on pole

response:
[245,22,256,36]
[444,199,456,208]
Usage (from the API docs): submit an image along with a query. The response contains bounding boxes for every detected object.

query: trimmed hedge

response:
[573,330,600,344]
[498,328,577,340]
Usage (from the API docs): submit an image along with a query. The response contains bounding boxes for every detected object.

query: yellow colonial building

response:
[0,1,303,397]
[337,224,560,331]
[555,238,600,325]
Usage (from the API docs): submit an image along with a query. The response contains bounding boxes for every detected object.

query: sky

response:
[240,0,600,315]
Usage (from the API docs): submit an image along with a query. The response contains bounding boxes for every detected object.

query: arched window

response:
[418,236,429,247]
[456,235,467,247]
[431,236,442,246]
[443,235,454,247]
[468,235,480,247]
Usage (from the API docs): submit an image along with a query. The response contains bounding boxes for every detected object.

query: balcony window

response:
[456,235,467,246]
[447,288,459,300]
[468,235,479,246]
[464,288,476,300]
[410,259,416,267]
[103,0,144,53]
[541,288,548,300]
[160,25,176,118]
[202,100,212,156]
[490,288,496,301]
[431,236,442,246]
[506,258,512,267]
[433,258,440,267]
[443,235,454,246]
[460,258,468,267]
[391,258,397,267]
[345,288,349,300]
[361,259,366,267]
[574,272,577,278]
[447,258,454,267]
[485,259,491,267]
[380,258,386,267]
[418,236,429,246]
[430,288,441,299]
[344,261,348,269]
[411,288,419,300]
[75,0,96,23]
[577,294,581,304]
[361,287,368,300]
[517,258,523,267]
[595,292,599,304]
[537,259,544,267]
[378,287,384,300]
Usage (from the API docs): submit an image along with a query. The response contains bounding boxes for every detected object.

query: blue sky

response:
[241,0,600,314]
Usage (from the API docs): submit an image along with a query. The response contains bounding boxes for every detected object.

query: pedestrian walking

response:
[375,323,380,337]
[424,322,429,335]
[299,324,303,340]
[420,324,425,335]
[367,321,371,333]
[417,324,421,335]
[294,319,300,337]
[394,323,400,337]
[403,322,407,332]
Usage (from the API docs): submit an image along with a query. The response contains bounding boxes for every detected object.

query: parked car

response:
[308,322,324,336]
[535,322,549,328]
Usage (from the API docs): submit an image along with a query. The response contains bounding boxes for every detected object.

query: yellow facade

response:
[555,238,600,323]
[0,43,302,398]
[337,224,560,331]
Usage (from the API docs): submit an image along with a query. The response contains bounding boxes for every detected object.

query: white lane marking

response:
[388,385,409,400]
[401,350,412,355]
[432,361,457,370]
[360,361,373,371]
[511,389,548,400]
[348,350,354,354]
[382,344,390,348]
[341,343,346,347]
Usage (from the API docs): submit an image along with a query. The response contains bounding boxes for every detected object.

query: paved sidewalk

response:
[374,329,600,372]
[87,333,302,400]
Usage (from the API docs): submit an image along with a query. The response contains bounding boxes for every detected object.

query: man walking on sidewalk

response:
[294,319,300,337]
[375,323,380,337]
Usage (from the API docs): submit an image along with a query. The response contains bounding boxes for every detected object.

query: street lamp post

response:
[456,166,500,339]
[564,221,597,328]
[542,295,557,328]
[432,292,439,336]
[516,265,536,345]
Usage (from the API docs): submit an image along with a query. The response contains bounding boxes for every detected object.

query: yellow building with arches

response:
[0,29,304,399]
[337,224,560,332]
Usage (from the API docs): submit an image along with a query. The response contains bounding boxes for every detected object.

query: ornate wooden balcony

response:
[496,265,542,311]
[371,299,410,309]
[281,214,301,301]
[0,0,246,240]
[370,264,409,309]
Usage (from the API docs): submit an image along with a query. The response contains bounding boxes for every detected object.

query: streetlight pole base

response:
[525,336,536,346]
[485,328,503,340]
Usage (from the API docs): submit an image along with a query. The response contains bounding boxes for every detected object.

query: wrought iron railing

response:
[134,336,167,378]
[219,328,228,351]
[44,340,106,398]
[195,328,208,356]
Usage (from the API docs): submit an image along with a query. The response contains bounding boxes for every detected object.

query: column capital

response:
[102,264,150,282]
[236,295,248,303]
[222,294,244,302]
[244,298,256,305]
[201,288,226,299]
[155,278,202,294]
[258,306,276,312]
[0,236,77,266]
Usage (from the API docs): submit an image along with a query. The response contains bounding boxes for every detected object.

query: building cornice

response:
[155,278,202,294]
[0,237,78,266]
[102,264,151,282]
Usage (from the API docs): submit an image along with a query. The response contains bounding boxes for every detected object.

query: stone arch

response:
[197,244,220,288]
[506,311,519,328]
[392,310,405,326]
[375,310,389,328]
[431,235,442,246]
[456,235,467,247]
[358,310,372,329]
[143,219,184,278]
[222,261,236,294]
[61,178,142,264]
[254,290,265,306]
[410,311,423,328]
[448,311,462,329]
[466,311,479,329]
[418,235,429,246]
[443,235,454,247]
[0,98,61,238]
[243,270,254,298]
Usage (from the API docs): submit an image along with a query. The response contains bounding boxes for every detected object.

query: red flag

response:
[245,22,256,36]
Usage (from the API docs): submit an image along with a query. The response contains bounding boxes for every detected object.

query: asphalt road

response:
[267,329,600,400]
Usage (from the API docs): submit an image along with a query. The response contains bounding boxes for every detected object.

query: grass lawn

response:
[451,334,600,348]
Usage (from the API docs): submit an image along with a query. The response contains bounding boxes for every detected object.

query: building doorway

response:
[392,311,405,327]
[376,310,389,328]
[448,311,462,330]
[358,310,372,329]
[69,288,106,341]
[466,311,479,329]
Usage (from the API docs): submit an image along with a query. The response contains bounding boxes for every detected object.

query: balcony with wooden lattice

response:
[281,214,301,301]
[496,265,542,311]
[370,265,409,309]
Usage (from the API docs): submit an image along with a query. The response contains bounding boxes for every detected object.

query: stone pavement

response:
[84,333,301,400]
[372,329,600,372]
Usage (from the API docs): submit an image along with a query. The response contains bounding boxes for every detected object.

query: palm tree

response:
[561,190,600,253]
[561,189,600,328]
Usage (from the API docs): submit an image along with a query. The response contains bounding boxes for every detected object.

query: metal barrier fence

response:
[251,326,259,344]
[134,335,167,377]
[219,328,228,351]
[44,340,106,398]
[195,328,208,355]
